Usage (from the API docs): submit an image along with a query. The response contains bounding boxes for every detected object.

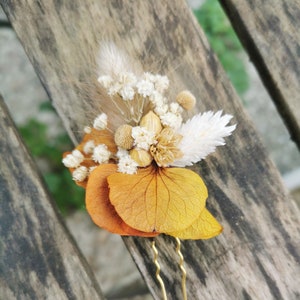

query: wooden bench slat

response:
[2,0,300,299]
[221,0,300,149]
[0,96,104,299]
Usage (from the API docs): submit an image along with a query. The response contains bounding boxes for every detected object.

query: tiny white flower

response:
[72,166,88,182]
[154,75,169,93]
[62,150,84,168]
[97,75,113,89]
[120,85,135,100]
[116,147,129,159]
[131,126,156,151]
[92,144,111,163]
[136,79,154,97]
[84,126,92,134]
[93,113,108,130]
[143,72,156,82]
[172,111,236,167]
[170,102,183,114]
[160,112,182,129]
[118,155,138,174]
[83,140,95,154]
[62,155,79,168]
[72,150,84,161]
[154,103,168,116]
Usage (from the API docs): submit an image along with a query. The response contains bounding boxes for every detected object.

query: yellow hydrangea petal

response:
[108,165,208,233]
[167,208,223,240]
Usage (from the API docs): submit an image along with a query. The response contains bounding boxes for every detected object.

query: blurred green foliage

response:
[194,0,249,95]
[19,102,85,215]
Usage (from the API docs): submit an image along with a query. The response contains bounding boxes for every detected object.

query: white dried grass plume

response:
[97,42,134,78]
[172,111,236,167]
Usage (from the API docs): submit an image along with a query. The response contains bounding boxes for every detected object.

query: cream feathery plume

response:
[97,42,134,78]
[171,111,236,167]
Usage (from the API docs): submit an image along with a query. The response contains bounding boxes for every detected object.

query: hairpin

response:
[62,43,236,299]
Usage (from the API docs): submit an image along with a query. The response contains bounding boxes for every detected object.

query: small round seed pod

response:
[114,124,134,149]
[176,90,196,111]
[130,149,153,167]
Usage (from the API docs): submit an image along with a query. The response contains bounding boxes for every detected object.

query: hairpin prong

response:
[175,237,187,300]
[151,240,167,300]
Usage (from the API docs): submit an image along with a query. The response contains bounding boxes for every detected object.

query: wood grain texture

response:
[0,96,104,299]
[220,0,300,149]
[1,0,300,299]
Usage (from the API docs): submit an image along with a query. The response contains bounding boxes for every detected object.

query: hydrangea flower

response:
[62,44,236,239]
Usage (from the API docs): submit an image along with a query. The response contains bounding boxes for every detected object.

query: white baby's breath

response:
[62,154,80,168]
[131,126,156,151]
[83,140,95,154]
[116,147,129,159]
[84,126,92,134]
[92,144,111,163]
[170,102,183,114]
[160,112,183,129]
[120,85,135,100]
[72,166,88,182]
[172,111,236,167]
[143,72,156,82]
[93,113,108,130]
[136,79,154,97]
[97,75,113,89]
[62,150,84,168]
[153,75,169,93]
[118,155,138,174]
[72,149,84,160]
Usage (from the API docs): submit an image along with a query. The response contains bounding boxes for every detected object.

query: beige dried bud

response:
[139,111,162,135]
[176,90,196,111]
[114,124,134,149]
[130,149,153,167]
[150,127,183,167]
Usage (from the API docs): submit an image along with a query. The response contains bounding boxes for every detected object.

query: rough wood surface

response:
[1,0,300,299]
[0,96,104,299]
[220,0,300,149]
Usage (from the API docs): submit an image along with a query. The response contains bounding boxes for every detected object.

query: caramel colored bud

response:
[114,124,134,149]
[176,90,196,111]
[130,149,153,167]
[140,111,162,135]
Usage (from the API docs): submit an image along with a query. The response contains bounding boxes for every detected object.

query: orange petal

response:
[108,165,208,233]
[86,164,158,237]
[167,208,223,240]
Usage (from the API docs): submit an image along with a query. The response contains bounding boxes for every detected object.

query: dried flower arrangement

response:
[62,43,236,299]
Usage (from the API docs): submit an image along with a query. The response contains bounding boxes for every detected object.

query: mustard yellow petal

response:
[108,165,208,233]
[167,208,223,240]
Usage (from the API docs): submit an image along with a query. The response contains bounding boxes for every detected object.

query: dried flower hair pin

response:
[62,43,236,299]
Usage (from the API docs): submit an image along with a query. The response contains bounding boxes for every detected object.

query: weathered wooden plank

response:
[0,96,104,299]
[220,0,300,149]
[1,0,300,299]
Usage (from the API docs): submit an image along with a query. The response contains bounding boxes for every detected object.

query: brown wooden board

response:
[221,0,300,149]
[0,96,104,299]
[1,0,300,299]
